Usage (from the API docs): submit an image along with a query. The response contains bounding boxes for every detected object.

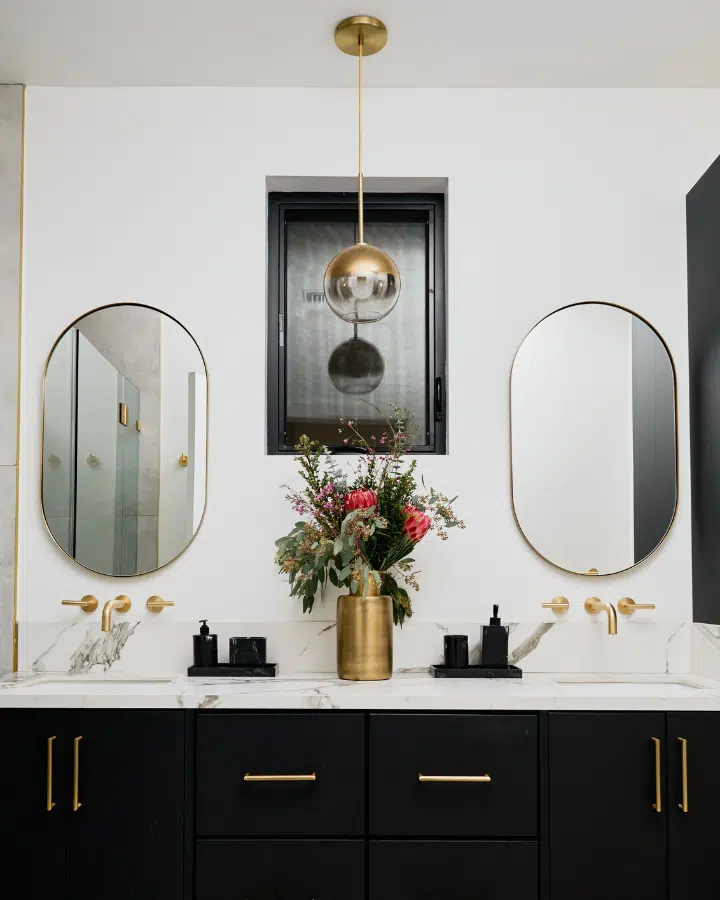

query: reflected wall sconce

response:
[323,15,400,324]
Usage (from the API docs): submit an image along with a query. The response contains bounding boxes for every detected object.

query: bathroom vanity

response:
[2,674,720,900]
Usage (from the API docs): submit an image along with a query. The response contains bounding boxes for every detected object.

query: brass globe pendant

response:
[325,243,400,324]
[324,16,400,325]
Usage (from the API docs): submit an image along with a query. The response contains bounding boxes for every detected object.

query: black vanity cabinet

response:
[0,710,68,896]
[0,709,185,899]
[67,710,185,900]
[667,713,720,900]
[548,712,667,900]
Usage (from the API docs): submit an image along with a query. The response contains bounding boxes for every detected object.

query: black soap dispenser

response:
[481,605,509,668]
[194,620,218,667]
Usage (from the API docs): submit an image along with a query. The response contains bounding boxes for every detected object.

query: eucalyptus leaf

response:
[333,537,343,556]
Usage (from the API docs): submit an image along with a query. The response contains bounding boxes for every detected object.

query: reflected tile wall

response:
[0,86,22,675]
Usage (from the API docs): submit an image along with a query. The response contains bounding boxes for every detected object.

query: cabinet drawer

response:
[370,840,538,900]
[196,839,365,900]
[369,713,537,836]
[196,713,365,835]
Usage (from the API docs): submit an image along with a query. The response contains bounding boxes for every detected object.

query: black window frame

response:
[267,191,447,455]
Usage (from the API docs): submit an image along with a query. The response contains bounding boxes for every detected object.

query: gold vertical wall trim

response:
[12,85,25,673]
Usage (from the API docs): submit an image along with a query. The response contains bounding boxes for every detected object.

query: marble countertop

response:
[2,671,720,710]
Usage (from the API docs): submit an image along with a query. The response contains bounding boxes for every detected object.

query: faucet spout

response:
[584,597,618,635]
[101,595,132,632]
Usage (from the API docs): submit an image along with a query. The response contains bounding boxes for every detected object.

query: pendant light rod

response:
[358,28,364,243]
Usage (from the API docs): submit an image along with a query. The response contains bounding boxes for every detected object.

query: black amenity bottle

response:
[194,619,218,667]
[481,605,509,668]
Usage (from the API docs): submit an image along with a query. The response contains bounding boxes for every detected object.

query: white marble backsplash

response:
[18,615,707,677]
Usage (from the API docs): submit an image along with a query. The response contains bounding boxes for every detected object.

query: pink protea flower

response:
[403,504,431,543]
[345,489,378,513]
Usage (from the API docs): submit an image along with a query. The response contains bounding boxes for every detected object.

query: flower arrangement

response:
[275,404,464,625]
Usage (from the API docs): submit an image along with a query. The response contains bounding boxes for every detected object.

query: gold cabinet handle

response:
[243,773,316,782]
[46,736,56,811]
[651,737,662,813]
[618,597,656,616]
[542,596,569,614]
[61,595,98,613]
[146,595,175,613]
[678,737,689,813]
[418,774,492,783]
[73,736,83,811]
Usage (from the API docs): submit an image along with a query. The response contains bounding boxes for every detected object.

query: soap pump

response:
[481,604,509,668]
[194,619,218,667]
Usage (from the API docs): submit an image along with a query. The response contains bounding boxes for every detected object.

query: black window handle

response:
[435,377,443,422]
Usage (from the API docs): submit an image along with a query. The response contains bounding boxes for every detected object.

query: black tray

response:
[431,664,522,679]
[187,664,278,678]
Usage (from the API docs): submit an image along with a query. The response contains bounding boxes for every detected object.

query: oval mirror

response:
[510,302,676,575]
[42,303,207,576]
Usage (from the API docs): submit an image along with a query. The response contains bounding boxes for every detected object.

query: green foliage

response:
[274,402,464,625]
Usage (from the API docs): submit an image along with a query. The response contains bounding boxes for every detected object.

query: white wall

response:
[511,304,635,573]
[18,87,720,634]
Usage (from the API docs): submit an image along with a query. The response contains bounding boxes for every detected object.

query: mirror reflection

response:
[42,304,207,576]
[510,302,676,575]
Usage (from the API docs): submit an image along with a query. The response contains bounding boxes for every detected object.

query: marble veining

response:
[509,622,555,665]
[69,622,140,673]
[20,618,700,678]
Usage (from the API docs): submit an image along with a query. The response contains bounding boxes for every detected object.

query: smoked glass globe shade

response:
[328,336,385,395]
[324,243,400,324]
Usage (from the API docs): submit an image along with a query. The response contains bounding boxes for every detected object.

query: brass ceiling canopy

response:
[334,15,388,56]
[324,14,400,325]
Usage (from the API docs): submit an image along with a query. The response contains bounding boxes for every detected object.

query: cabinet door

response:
[66,710,185,900]
[549,712,666,900]
[668,712,720,900]
[196,839,365,900]
[0,710,68,896]
[370,840,538,900]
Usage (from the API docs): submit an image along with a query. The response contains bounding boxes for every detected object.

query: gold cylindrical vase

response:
[337,577,392,681]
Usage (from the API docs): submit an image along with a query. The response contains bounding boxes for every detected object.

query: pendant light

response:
[324,15,400,324]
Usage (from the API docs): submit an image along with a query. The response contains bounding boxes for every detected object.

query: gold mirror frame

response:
[509,301,678,576]
[40,302,209,577]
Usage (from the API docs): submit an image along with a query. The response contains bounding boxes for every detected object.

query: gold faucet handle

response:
[542,596,569,614]
[618,597,656,615]
[146,595,175,614]
[61,595,98,613]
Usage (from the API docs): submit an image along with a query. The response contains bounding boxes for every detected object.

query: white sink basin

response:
[15,675,176,691]
[552,677,707,695]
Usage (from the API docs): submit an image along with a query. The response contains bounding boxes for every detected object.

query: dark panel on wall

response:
[688,153,720,624]
[632,316,676,563]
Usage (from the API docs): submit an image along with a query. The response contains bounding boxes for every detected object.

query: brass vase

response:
[337,575,392,681]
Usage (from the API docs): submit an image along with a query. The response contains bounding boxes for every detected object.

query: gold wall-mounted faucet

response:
[584,597,618,635]
[101,595,132,632]
[618,597,656,616]
[61,595,98,613]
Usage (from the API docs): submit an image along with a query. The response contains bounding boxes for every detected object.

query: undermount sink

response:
[19,675,175,690]
[552,676,707,694]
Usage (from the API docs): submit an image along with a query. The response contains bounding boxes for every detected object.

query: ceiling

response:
[2,0,720,88]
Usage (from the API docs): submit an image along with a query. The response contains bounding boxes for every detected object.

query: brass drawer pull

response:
[678,737,689,813]
[73,736,83,811]
[651,737,662,813]
[418,774,492,783]
[243,773,316,782]
[46,736,56,811]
